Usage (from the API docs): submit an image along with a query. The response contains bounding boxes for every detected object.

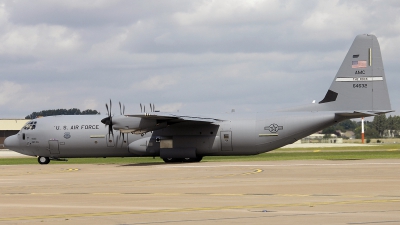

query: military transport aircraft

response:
[4,34,393,164]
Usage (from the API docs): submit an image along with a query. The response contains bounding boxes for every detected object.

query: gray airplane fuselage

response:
[9,112,337,159]
[4,34,393,164]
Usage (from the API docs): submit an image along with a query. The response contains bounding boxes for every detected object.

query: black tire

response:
[38,156,50,165]
[163,157,203,163]
[192,156,203,162]
[162,158,176,163]
[181,157,203,163]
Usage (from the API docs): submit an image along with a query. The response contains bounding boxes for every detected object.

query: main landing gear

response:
[38,156,50,165]
[162,156,203,163]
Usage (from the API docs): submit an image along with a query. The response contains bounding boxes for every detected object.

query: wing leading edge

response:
[128,112,225,123]
[111,112,225,134]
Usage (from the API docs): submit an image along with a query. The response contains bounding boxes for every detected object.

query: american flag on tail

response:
[352,60,367,68]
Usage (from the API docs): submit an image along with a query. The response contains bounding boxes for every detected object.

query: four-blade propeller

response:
[101,100,155,146]
[101,99,114,138]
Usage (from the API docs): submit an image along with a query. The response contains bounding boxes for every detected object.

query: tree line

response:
[322,114,400,139]
[25,108,99,119]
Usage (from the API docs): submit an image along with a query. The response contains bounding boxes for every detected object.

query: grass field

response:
[281,143,400,151]
[1,144,399,165]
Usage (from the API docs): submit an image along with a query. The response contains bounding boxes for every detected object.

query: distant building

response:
[341,131,355,139]
[0,119,30,148]
[383,130,400,138]
[301,133,343,144]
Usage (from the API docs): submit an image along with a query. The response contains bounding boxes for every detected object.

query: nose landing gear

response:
[37,156,68,164]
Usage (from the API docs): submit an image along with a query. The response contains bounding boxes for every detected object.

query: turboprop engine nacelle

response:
[128,137,151,155]
[111,116,167,133]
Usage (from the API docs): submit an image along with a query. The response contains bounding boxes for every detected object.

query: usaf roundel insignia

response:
[264,124,283,133]
[64,132,71,139]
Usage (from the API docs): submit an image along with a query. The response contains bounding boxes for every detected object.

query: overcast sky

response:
[1,0,400,119]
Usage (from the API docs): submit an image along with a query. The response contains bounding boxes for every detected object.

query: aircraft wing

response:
[113,112,225,134]
[127,112,225,123]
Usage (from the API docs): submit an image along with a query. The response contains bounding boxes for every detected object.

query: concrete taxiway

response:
[0,160,399,224]
[0,149,29,157]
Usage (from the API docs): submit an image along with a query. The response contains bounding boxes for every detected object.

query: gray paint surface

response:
[4,34,393,163]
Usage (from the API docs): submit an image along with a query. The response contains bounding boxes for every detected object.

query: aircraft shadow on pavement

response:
[117,162,199,167]
[328,158,362,161]
[117,162,168,167]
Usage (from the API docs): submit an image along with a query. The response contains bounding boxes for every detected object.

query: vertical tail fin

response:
[318,34,391,112]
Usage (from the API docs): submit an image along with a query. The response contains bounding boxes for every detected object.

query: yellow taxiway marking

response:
[313,150,321,152]
[0,199,399,221]
[65,168,80,171]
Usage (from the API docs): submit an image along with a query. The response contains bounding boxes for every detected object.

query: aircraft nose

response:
[4,134,20,150]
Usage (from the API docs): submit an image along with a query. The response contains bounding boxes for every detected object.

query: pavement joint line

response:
[163,162,400,168]
[0,168,264,181]
[0,198,399,221]
[1,168,81,176]
[1,192,399,198]
[0,168,264,190]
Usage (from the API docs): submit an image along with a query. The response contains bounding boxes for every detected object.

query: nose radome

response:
[4,135,20,150]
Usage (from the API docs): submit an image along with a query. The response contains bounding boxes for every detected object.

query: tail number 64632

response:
[353,84,367,88]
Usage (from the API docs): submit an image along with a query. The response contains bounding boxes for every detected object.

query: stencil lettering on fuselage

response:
[54,125,100,130]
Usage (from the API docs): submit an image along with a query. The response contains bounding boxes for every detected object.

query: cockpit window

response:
[23,121,38,130]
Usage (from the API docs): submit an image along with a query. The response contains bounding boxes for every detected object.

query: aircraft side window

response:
[22,133,25,140]
[22,121,37,130]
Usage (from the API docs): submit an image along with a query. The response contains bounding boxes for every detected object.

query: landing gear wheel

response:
[192,156,203,162]
[162,157,203,163]
[38,156,50,165]
[162,158,177,163]
[183,156,203,162]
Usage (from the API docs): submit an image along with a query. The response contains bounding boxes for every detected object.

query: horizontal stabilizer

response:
[336,110,394,118]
